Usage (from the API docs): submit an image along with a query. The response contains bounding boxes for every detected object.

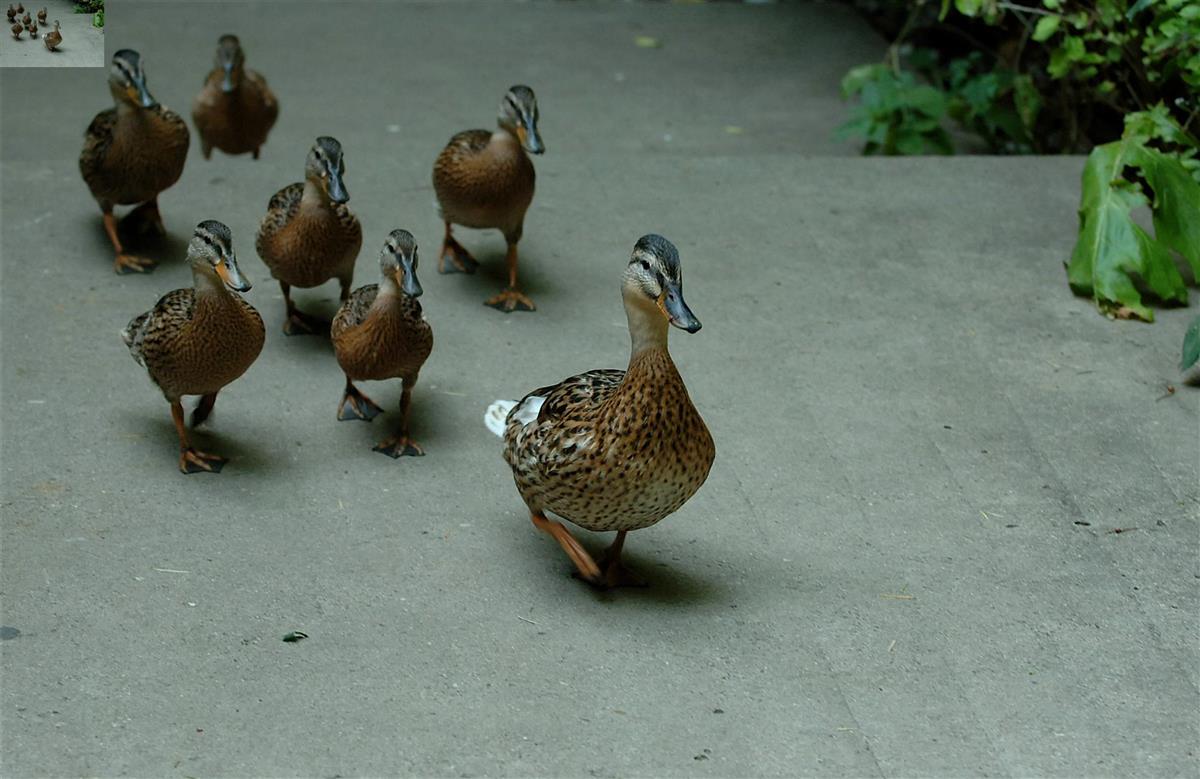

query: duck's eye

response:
[639,260,650,271]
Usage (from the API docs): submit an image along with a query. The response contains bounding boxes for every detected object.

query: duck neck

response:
[192,264,232,301]
[624,289,669,359]
[301,178,333,211]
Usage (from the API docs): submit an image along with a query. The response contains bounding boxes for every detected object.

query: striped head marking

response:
[110,49,156,108]
[499,85,544,155]
[624,234,700,333]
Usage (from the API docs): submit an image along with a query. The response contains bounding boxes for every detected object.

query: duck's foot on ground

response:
[337,387,384,422]
[179,448,227,475]
[484,288,536,313]
[283,310,331,336]
[113,253,157,274]
[372,435,425,458]
[438,239,479,274]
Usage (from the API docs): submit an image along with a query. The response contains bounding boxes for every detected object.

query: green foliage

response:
[1066,107,1200,321]
[93,10,103,28]
[836,63,952,155]
[1182,316,1200,372]
[73,1,103,13]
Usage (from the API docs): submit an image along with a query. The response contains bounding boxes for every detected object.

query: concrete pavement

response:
[1,1,1197,777]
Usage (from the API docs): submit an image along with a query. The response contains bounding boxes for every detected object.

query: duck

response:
[15,3,22,13]
[20,10,28,25]
[192,34,279,160]
[27,18,34,36]
[255,136,362,335]
[42,18,57,50]
[10,21,20,38]
[484,235,715,588]
[35,6,43,24]
[432,85,544,312]
[80,50,190,274]
[5,6,15,23]
[122,220,265,474]
[331,229,433,457]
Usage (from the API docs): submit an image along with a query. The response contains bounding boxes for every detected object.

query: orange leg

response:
[337,377,383,422]
[191,391,219,428]
[531,512,602,585]
[374,380,424,457]
[280,281,329,336]
[597,531,648,588]
[171,400,226,475]
[484,242,535,312]
[103,211,157,274]
[437,222,478,274]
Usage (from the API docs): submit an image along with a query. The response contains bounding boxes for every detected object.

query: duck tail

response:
[484,399,517,438]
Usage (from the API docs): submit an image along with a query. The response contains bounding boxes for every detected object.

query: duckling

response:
[20,11,28,28]
[42,18,58,50]
[192,34,279,160]
[332,229,433,457]
[122,221,264,474]
[485,235,715,588]
[255,136,362,335]
[5,6,15,22]
[10,21,20,38]
[432,85,544,312]
[35,6,43,24]
[27,18,34,37]
[80,50,190,274]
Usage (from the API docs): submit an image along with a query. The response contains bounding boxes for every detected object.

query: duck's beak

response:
[215,253,252,293]
[220,61,235,93]
[326,168,349,204]
[517,120,544,155]
[658,281,701,333]
[398,255,423,298]
[130,76,157,108]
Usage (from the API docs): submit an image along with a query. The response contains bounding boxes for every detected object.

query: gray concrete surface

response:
[0,0,104,68]
[2,1,1198,777]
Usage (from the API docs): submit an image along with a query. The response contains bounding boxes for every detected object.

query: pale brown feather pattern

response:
[332,285,432,383]
[192,69,279,156]
[255,183,362,289]
[123,284,265,401]
[80,105,189,208]
[503,351,715,532]
[432,129,535,241]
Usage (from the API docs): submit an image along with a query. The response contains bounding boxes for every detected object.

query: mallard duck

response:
[10,21,20,38]
[484,235,715,588]
[27,18,34,37]
[5,6,15,22]
[255,136,362,335]
[15,3,22,13]
[35,6,43,24]
[192,34,279,160]
[432,85,544,312]
[80,50,190,274]
[42,18,57,50]
[20,10,28,26]
[121,220,265,474]
[332,229,433,457]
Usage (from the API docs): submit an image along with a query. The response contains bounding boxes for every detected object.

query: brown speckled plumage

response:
[490,234,713,586]
[331,230,433,457]
[80,66,188,210]
[42,18,59,50]
[192,35,278,159]
[433,129,535,241]
[332,284,432,383]
[121,220,264,474]
[503,350,714,533]
[256,181,361,288]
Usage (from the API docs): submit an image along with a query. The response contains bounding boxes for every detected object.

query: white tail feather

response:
[484,399,517,438]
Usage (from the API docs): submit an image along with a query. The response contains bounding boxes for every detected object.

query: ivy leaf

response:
[1033,14,1061,42]
[1066,140,1189,321]
[1182,315,1200,372]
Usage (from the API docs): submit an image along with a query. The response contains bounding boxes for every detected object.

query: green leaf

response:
[1066,141,1189,321]
[955,0,983,17]
[1033,15,1061,42]
[1132,145,1200,278]
[1181,315,1200,371]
